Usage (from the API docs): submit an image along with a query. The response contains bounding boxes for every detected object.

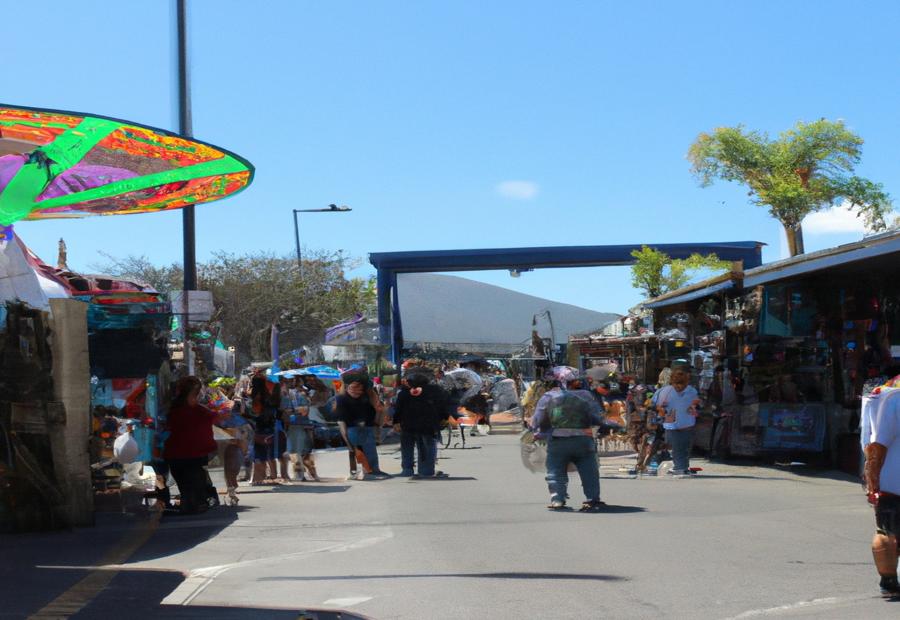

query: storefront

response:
[569,334,660,385]
[644,231,900,469]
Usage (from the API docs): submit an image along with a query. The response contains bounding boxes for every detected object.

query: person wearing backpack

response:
[531,367,606,512]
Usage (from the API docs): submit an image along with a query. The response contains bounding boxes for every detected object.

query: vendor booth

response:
[643,231,900,470]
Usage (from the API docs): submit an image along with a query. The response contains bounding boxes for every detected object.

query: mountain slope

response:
[397,273,619,345]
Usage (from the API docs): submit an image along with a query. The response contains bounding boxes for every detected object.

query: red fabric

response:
[164,404,217,459]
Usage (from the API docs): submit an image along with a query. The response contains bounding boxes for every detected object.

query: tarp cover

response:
[0,233,49,309]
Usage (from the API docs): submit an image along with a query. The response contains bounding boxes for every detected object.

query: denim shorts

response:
[876,494,900,537]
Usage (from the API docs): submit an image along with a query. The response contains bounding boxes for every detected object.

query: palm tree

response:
[688,119,892,256]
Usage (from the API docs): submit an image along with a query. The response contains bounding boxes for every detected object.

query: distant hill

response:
[396,273,619,346]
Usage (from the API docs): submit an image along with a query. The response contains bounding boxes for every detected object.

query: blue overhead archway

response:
[369,241,764,362]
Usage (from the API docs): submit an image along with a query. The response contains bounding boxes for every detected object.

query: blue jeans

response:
[545,435,600,503]
[347,425,381,472]
[400,432,437,475]
[286,426,312,456]
[666,427,694,472]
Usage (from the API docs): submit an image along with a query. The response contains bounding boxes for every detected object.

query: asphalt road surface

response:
[6,428,898,619]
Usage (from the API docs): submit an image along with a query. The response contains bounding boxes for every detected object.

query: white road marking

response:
[162,530,393,606]
[322,597,372,607]
[726,595,868,618]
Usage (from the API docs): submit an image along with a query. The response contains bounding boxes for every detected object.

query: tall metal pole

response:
[293,210,303,277]
[176,0,195,375]
[177,0,196,291]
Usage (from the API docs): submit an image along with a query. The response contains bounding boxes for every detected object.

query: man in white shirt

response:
[651,360,700,476]
[864,386,900,599]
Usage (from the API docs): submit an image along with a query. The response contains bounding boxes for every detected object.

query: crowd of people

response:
[146,354,900,602]
[150,357,507,514]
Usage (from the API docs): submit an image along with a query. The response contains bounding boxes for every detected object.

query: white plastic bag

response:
[113,432,140,464]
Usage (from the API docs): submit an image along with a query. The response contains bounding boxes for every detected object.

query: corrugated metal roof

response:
[645,279,735,309]
[743,230,900,288]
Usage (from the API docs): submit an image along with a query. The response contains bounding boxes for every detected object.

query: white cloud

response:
[496,180,539,200]
[803,204,867,234]
[803,203,899,235]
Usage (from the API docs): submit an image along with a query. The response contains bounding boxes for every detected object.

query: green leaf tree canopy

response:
[688,119,892,256]
[96,250,375,365]
[630,246,731,299]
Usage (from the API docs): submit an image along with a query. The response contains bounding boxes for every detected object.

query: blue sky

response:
[7,1,900,315]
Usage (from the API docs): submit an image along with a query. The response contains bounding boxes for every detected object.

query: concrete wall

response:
[48,299,93,526]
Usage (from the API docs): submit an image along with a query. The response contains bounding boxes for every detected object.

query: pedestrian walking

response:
[530,366,606,512]
[394,370,449,478]
[249,375,287,484]
[862,380,900,599]
[651,360,700,477]
[164,376,218,514]
[282,378,319,481]
[335,370,390,480]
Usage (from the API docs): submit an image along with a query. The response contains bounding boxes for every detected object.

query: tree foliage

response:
[688,119,892,255]
[630,246,731,299]
[95,250,376,363]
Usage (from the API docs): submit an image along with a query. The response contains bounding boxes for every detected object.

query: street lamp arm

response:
[293,205,353,277]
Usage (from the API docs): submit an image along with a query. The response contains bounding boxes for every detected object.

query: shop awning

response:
[644,280,734,309]
[743,231,900,288]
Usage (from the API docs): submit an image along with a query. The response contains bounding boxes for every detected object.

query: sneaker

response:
[547,499,567,510]
[666,469,685,476]
[370,471,391,480]
[355,469,367,481]
[579,500,607,513]
[880,576,900,599]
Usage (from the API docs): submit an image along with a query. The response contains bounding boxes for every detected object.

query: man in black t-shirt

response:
[393,373,449,478]
[334,372,389,480]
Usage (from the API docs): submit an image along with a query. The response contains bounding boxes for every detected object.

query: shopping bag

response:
[519,429,547,474]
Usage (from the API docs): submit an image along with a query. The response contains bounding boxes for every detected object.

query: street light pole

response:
[175,0,196,375]
[292,204,352,277]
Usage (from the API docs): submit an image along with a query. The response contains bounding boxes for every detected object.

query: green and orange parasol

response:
[0,104,254,234]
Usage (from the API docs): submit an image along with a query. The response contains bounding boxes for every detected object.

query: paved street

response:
[5,427,898,619]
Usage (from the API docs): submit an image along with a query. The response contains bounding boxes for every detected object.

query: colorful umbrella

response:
[273,365,342,380]
[544,365,581,384]
[0,104,253,226]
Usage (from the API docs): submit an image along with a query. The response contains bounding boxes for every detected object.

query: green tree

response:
[630,246,730,299]
[688,119,892,256]
[96,250,376,364]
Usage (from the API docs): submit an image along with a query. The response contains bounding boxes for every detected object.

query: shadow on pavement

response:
[132,505,245,562]
[694,474,815,481]
[7,505,243,618]
[73,568,372,619]
[270,484,352,494]
[404,476,478,481]
[260,570,628,583]
[595,504,646,514]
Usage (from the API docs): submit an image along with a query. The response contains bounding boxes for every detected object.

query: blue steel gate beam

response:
[369,241,764,362]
